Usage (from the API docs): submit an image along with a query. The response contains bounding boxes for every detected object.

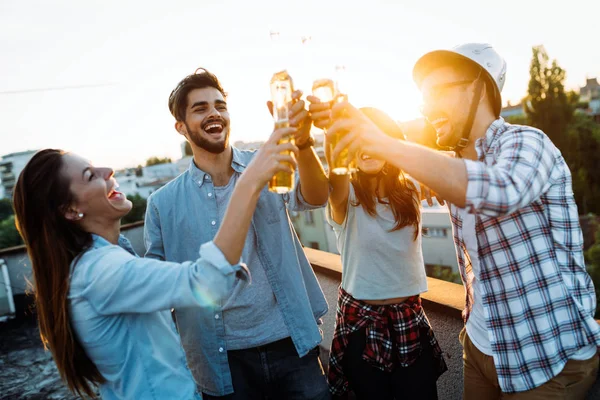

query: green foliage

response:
[0,215,23,248]
[524,45,600,215]
[566,115,600,215]
[0,198,14,221]
[586,229,600,318]
[524,46,577,152]
[184,141,193,156]
[428,265,462,284]
[121,194,147,225]
[146,156,172,167]
[504,114,528,126]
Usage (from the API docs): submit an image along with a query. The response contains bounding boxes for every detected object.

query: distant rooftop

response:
[1,149,39,160]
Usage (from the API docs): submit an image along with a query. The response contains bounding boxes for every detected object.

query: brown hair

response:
[351,108,421,239]
[168,67,227,122]
[12,149,104,398]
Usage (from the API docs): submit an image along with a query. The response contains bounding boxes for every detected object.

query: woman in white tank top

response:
[307,104,447,400]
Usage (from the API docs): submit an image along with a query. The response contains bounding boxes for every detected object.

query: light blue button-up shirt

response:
[144,147,329,396]
[69,234,246,400]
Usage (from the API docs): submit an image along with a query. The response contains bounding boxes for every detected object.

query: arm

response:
[329,103,555,215]
[217,127,299,264]
[296,146,329,206]
[82,127,300,315]
[377,138,469,208]
[269,91,329,208]
[290,91,329,206]
[81,242,248,315]
[375,131,554,216]
[324,133,350,225]
[307,95,349,223]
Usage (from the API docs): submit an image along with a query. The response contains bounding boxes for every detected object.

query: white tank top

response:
[326,184,428,300]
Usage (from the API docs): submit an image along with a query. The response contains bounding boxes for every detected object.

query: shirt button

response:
[214,314,220,319]
[219,347,224,353]
[198,180,202,185]
[204,175,210,180]
[208,193,213,197]
[211,220,216,226]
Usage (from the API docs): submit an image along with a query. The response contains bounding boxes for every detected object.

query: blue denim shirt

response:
[144,147,329,396]
[69,234,246,400]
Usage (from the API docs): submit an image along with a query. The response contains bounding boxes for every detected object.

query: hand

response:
[241,127,299,192]
[307,95,332,130]
[267,90,312,148]
[420,183,445,206]
[327,101,393,164]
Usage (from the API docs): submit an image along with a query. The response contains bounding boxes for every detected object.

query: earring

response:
[78,213,84,219]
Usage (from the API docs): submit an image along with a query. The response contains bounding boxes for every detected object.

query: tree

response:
[145,156,172,167]
[523,45,600,215]
[121,194,147,225]
[504,114,528,126]
[0,215,23,249]
[183,141,193,157]
[524,46,577,153]
[427,265,462,284]
[566,114,600,215]
[586,230,600,318]
[0,198,13,221]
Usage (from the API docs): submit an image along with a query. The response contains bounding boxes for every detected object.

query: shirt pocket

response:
[256,187,283,225]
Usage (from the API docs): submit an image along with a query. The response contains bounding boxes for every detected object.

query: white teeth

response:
[205,123,223,130]
[430,118,448,126]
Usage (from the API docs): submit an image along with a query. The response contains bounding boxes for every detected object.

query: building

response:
[289,208,338,254]
[579,77,600,123]
[421,205,459,274]
[114,162,182,199]
[500,101,525,119]
[0,150,38,199]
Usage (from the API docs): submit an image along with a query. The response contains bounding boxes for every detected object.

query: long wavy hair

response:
[12,149,104,398]
[351,108,421,239]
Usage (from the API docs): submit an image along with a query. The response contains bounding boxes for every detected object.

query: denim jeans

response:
[202,337,331,400]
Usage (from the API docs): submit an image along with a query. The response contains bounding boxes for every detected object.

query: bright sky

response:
[1,0,598,169]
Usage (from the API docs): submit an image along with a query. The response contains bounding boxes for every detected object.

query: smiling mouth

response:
[202,121,225,135]
[107,185,124,201]
[428,117,449,130]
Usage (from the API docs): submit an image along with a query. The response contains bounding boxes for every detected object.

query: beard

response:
[184,122,230,154]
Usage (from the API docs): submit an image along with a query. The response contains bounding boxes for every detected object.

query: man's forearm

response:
[381,138,469,207]
[297,147,329,205]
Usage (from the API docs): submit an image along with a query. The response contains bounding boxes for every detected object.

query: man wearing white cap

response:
[326,43,600,398]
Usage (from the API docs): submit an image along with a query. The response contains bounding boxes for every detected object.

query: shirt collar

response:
[187,146,247,187]
[90,234,136,255]
[474,117,506,160]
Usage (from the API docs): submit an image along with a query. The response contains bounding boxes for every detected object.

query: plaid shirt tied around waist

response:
[327,287,447,396]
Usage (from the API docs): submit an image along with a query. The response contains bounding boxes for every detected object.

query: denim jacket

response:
[144,147,329,396]
[69,234,246,400]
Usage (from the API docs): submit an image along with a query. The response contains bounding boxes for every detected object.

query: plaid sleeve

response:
[464,128,556,217]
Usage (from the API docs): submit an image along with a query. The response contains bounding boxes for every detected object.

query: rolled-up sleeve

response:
[284,171,330,212]
[464,129,555,217]
[80,241,250,316]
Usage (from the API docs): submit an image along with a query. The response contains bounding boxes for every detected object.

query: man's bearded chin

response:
[186,124,230,154]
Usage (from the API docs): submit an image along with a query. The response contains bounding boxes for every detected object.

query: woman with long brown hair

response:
[307,103,447,399]
[11,126,298,399]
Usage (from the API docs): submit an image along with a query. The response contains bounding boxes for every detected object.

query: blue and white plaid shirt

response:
[450,118,600,393]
